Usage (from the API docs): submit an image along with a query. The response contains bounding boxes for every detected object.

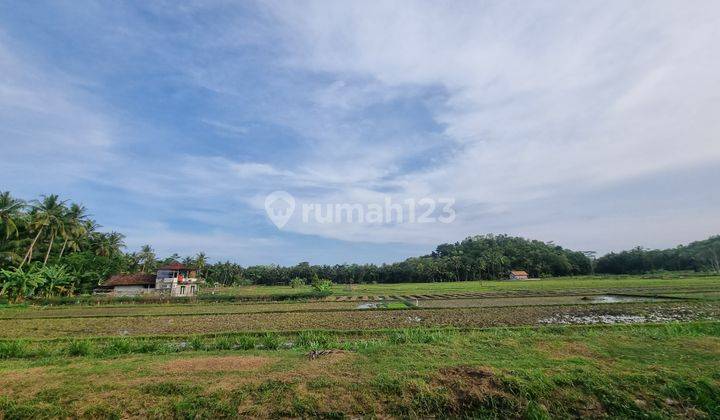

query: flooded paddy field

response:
[2,300,718,339]
[0,292,683,321]
[414,293,674,309]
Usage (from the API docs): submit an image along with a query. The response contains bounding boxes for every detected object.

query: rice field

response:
[1,274,719,417]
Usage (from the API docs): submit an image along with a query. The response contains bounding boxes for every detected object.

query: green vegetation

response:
[1,273,718,416]
[596,236,720,274]
[2,191,719,304]
[207,273,720,299]
[0,323,718,417]
[204,234,594,286]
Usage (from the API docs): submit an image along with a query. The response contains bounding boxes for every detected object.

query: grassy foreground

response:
[1,322,719,418]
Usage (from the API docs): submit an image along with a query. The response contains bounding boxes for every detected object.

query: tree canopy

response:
[0,190,717,300]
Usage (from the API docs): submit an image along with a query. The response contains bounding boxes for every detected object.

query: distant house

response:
[99,263,200,297]
[101,273,156,295]
[509,270,529,280]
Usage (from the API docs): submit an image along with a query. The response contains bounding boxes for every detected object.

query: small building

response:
[509,270,529,280]
[99,263,200,297]
[154,262,200,297]
[101,273,157,295]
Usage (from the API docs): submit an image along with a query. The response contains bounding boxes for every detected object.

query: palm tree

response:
[37,195,69,266]
[20,195,68,268]
[18,195,68,267]
[0,191,24,240]
[139,245,156,272]
[94,232,126,257]
[195,252,207,279]
[58,203,88,259]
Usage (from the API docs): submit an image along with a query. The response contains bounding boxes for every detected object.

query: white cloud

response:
[0,37,117,190]
[252,0,720,248]
[3,2,719,258]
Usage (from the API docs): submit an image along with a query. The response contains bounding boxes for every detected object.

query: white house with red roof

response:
[100,263,200,297]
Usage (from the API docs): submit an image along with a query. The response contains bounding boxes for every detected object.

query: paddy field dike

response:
[1,274,719,418]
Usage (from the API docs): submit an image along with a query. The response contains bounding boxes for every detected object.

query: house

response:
[101,273,157,295]
[154,262,200,297]
[509,270,529,280]
[99,263,200,297]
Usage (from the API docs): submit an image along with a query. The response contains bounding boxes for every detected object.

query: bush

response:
[212,336,236,350]
[296,331,335,349]
[236,335,257,350]
[259,333,281,350]
[102,338,133,356]
[289,277,306,288]
[0,340,28,359]
[190,336,205,351]
[310,277,333,294]
[66,340,93,356]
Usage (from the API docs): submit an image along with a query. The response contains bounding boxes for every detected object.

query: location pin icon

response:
[264,191,295,229]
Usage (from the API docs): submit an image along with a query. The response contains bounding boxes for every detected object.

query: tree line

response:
[594,236,720,274]
[1,191,718,300]
[204,234,594,286]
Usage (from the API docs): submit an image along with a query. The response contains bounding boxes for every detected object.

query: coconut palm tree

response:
[0,191,24,240]
[38,195,69,266]
[195,252,207,279]
[21,195,68,267]
[139,244,156,273]
[20,195,68,268]
[58,203,89,259]
[93,231,126,257]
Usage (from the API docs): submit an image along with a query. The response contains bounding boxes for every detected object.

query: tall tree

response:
[195,252,207,279]
[139,245,156,273]
[58,203,88,259]
[20,195,67,268]
[0,191,24,240]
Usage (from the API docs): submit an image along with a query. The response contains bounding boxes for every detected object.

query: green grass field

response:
[204,274,720,298]
[1,274,720,417]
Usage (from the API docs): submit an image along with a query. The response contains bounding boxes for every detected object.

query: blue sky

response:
[1,1,719,264]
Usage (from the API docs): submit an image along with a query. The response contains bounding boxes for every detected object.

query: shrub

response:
[259,333,281,350]
[289,277,306,288]
[296,331,334,349]
[66,340,93,356]
[0,340,28,359]
[102,338,133,356]
[190,336,205,351]
[236,335,257,350]
[311,277,333,294]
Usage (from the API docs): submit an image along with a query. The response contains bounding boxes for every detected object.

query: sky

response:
[1,1,720,265]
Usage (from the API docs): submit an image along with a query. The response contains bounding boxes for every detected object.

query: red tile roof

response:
[103,273,156,287]
[510,270,529,276]
[158,262,190,270]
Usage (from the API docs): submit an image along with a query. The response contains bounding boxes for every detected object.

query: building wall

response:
[170,283,198,297]
[112,285,152,296]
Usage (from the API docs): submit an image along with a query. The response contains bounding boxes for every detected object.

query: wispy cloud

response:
[1,1,719,261]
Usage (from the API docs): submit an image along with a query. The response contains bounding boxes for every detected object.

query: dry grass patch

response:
[0,367,52,398]
[159,355,273,373]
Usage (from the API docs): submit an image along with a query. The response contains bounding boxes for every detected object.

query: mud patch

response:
[434,366,519,414]
[159,355,272,373]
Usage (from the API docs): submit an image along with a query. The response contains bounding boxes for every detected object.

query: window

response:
[180,285,186,295]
